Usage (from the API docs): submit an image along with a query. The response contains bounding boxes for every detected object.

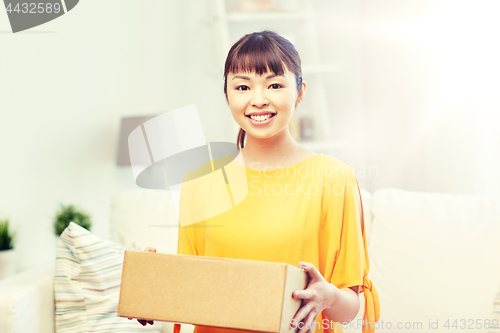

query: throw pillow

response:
[54,222,161,333]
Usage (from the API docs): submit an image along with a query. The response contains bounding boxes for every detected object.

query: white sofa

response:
[1,188,499,333]
[346,189,500,333]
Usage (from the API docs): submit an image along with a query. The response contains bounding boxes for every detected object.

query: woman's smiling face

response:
[226,67,304,141]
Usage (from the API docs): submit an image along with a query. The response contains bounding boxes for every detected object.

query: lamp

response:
[116,105,242,227]
[116,115,157,166]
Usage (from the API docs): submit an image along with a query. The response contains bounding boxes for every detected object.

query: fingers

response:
[297,321,308,333]
[144,247,157,252]
[292,302,313,325]
[299,262,322,280]
[131,318,154,326]
[291,295,320,332]
[293,289,317,301]
[291,316,317,333]
[298,312,318,333]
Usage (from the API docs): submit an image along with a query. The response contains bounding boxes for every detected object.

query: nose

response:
[250,88,269,108]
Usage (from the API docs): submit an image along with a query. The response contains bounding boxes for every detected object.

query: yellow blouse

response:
[176,153,380,333]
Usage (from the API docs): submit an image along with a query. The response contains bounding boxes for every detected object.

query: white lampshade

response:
[116,115,157,166]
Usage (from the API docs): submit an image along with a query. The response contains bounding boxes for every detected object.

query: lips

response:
[246,113,276,126]
[245,112,276,117]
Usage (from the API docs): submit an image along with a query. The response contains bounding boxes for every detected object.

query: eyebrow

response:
[231,73,287,81]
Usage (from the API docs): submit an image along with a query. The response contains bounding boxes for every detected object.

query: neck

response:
[240,129,299,165]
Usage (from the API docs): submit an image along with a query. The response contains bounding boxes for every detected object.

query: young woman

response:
[137,31,379,333]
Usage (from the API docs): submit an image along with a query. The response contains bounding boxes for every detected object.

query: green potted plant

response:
[0,219,17,279]
[53,204,92,236]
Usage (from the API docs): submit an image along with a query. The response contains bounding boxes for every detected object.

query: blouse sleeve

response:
[325,166,380,333]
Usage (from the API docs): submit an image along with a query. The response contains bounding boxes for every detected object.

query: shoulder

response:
[318,154,348,168]
[316,155,355,180]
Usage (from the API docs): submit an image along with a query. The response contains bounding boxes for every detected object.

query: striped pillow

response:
[54,222,161,333]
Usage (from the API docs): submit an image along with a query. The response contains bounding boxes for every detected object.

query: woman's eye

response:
[270,84,282,89]
[236,85,249,91]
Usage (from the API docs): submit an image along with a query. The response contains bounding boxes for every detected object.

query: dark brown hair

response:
[223,30,303,150]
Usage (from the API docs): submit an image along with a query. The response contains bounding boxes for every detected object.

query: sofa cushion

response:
[0,262,55,333]
[368,188,500,332]
[54,222,161,333]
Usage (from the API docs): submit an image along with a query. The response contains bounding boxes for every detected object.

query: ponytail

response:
[237,128,246,150]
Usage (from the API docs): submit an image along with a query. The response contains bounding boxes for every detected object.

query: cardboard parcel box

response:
[118,251,309,332]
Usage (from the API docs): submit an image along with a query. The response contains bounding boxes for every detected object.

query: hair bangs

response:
[227,35,293,76]
[223,31,304,149]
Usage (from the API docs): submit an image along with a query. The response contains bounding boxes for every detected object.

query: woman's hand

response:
[127,247,157,326]
[144,247,157,253]
[290,261,338,333]
[128,318,154,326]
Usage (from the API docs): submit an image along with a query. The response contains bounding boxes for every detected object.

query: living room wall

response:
[361,0,500,197]
[0,0,236,272]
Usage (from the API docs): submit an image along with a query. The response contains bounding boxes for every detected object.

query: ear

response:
[295,80,307,108]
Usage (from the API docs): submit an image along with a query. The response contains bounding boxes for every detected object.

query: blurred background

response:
[0,0,499,272]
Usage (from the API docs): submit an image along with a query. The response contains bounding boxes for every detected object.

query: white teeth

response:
[250,114,273,121]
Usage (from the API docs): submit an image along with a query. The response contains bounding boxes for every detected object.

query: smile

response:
[246,113,276,126]
[246,113,276,121]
